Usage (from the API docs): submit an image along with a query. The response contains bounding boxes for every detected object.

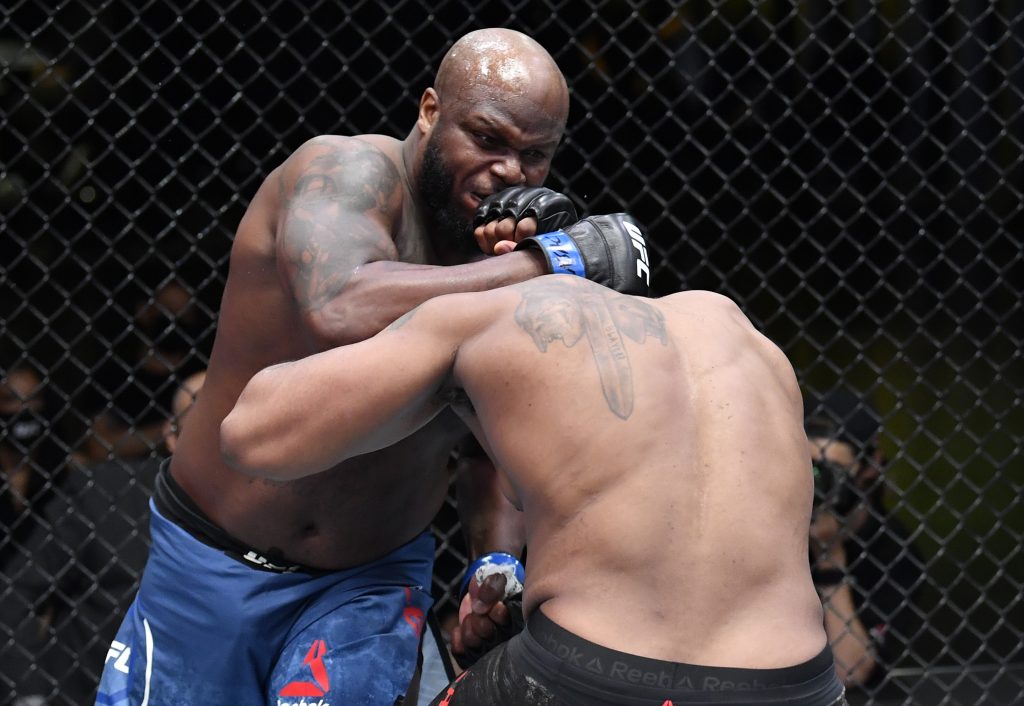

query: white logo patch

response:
[624,221,650,285]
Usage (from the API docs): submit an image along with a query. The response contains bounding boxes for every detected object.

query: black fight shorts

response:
[429,609,847,706]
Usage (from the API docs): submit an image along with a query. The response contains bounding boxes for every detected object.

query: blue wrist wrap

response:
[531,231,586,278]
[459,552,526,598]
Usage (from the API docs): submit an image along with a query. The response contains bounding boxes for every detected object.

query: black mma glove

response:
[515,213,652,296]
[473,186,578,234]
[453,592,526,669]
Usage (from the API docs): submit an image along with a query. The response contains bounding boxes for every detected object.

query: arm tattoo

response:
[514,280,668,419]
[280,140,401,310]
[288,144,399,213]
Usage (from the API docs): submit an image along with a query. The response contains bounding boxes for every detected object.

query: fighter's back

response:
[453,275,825,668]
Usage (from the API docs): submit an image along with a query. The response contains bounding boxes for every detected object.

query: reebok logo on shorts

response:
[279,639,330,705]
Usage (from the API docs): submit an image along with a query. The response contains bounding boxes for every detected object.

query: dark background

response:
[2,1,1021,703]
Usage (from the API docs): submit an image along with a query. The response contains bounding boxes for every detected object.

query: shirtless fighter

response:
[96,29,649,706]
[222,275,848,706]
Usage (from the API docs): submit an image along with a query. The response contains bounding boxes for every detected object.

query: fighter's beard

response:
[418,137,476,256]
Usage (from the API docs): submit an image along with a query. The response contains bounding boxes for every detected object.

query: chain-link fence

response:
[1,1,1021,704]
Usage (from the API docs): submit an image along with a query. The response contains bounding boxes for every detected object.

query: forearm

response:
[222,352,434,479]
[307,253,544,347]
[223,306,461,479]
[819,581,878,687]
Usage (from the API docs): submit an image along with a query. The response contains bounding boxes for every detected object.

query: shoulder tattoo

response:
[279,140,401,310]
[290,145,399,214]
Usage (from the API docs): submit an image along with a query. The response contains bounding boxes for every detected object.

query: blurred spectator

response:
[1,364,51,560]
[1,362,70,570]
[83,280,205,461]
[806,387,923,689]
[0,362,67,705]
[7,371,205,706]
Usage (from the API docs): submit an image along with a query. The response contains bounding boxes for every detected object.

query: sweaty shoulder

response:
[681,290,800,402]
[663,290,796,367]
[659,289,747,322]
[276,134,405,221]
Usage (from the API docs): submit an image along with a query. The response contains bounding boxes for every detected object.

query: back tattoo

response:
[514,280,668,419]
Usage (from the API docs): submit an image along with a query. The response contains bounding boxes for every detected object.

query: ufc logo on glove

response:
[516,213,654,296]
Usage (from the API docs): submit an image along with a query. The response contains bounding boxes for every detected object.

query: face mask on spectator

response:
[1,408,45,449]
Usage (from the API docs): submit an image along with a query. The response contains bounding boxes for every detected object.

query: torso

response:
[170,135,464,569]
[454,282,826,668]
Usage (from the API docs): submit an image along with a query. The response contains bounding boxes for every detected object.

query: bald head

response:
[409,29,569,248]
[435,28,568,124]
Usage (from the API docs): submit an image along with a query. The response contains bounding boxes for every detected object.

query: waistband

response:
[154,459,319,574]
[523,609,845,703]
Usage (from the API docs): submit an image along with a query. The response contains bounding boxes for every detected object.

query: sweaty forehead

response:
[455,63,556,94]
[449,78,567,146]
[466,37,531,83]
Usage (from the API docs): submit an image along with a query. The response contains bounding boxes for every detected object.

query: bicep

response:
[276,137,401,312]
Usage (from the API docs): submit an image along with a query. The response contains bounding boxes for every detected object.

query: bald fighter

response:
[223,276,847,706]
[96,29,649,706]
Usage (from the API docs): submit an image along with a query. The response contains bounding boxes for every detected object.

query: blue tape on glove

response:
[534,231,586,278]
[459,552,526,599]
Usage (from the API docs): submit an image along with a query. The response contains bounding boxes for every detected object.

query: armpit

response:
[445,386,477,417]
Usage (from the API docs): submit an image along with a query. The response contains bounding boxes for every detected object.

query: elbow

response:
[221,384,309,482]
[220,410,260,477]
[301,285,393,348]
[220,393,279,479]
[303,307,363,349]
[220,416,301,482]
[220,414,292,481]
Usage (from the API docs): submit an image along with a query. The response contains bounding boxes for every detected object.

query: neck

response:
[400,131,420,205]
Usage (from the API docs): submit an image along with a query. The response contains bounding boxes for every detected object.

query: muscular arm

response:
[220,294,492,480]
[277,137,544,347]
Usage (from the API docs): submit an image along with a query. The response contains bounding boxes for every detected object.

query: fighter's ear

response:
[417,88,440,135]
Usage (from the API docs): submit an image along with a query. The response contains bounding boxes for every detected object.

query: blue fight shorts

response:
[95,500,434,706]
